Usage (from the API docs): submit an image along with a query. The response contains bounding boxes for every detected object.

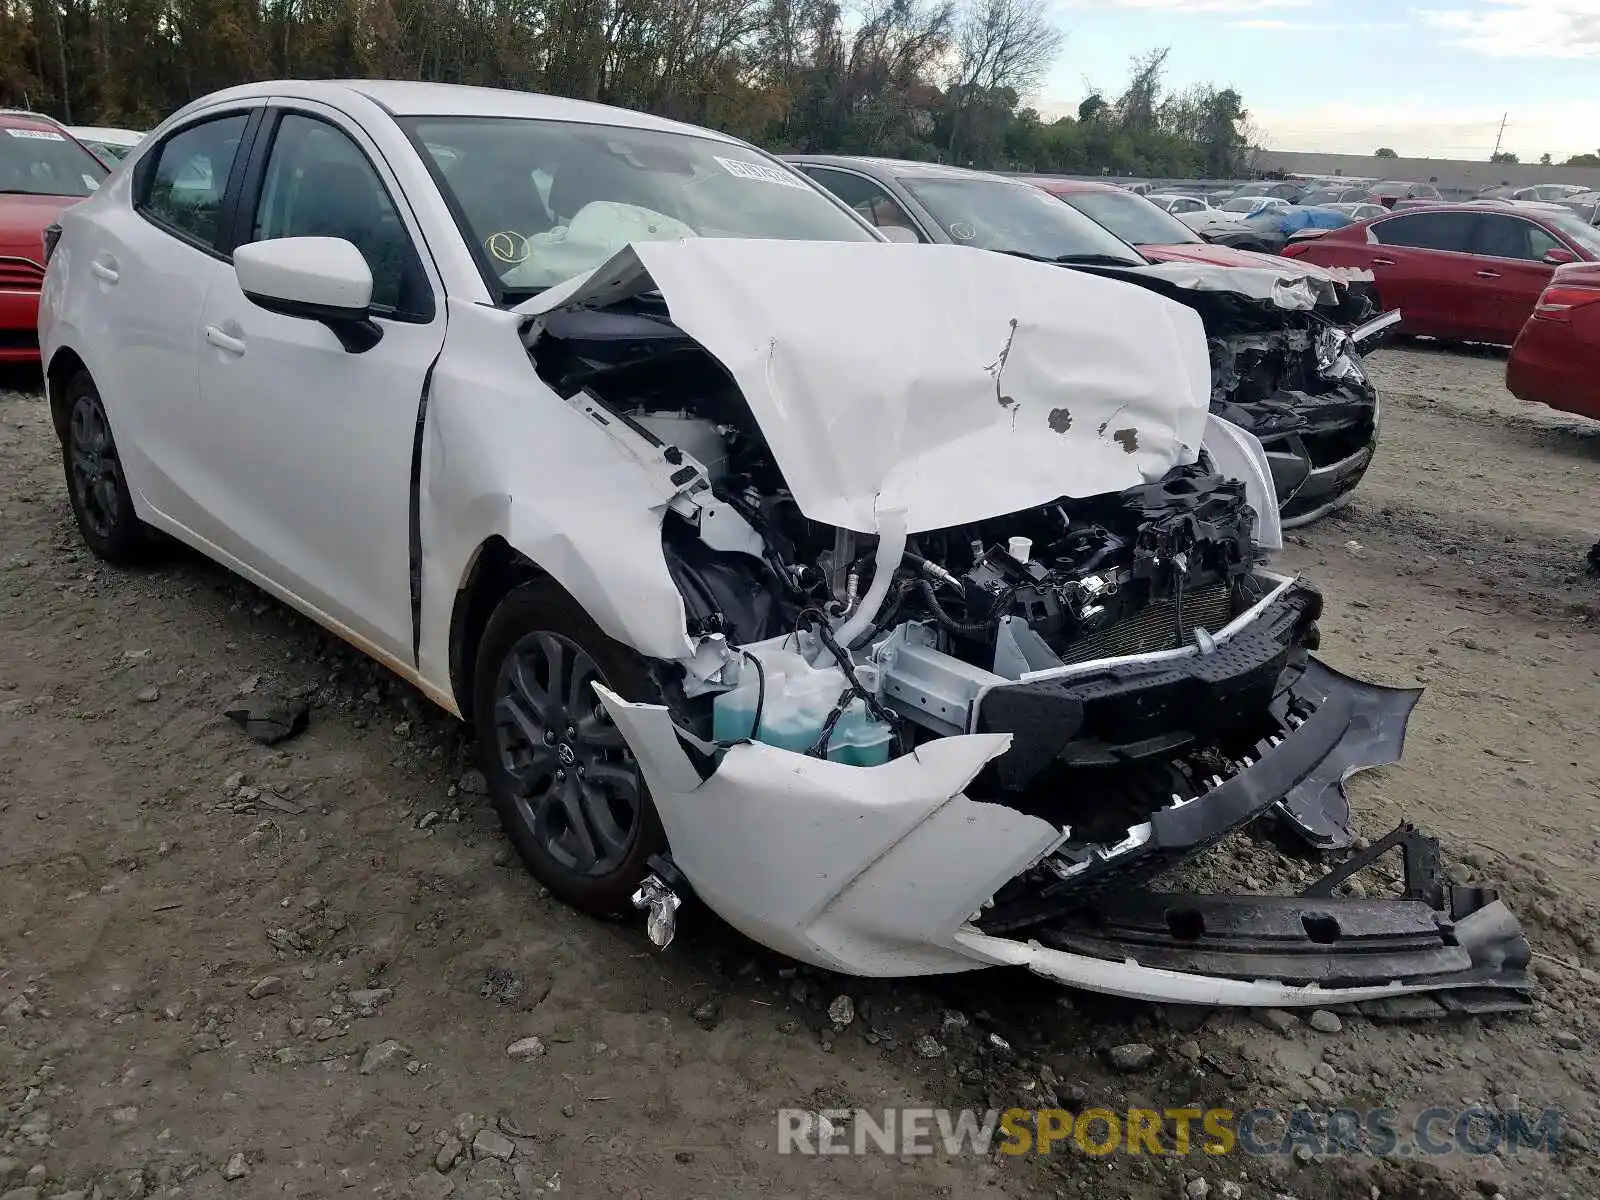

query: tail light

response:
[42,223,62,264]
[1532,283,1600,322]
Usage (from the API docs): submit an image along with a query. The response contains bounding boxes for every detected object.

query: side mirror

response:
[234,237,382,353]
[1543,246,1578,266]
[877,224,921,244]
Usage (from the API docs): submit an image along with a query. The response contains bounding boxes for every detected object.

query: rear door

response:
[1463,213,1565,342]
[73,107,262,520]
[1363,211,1482,337]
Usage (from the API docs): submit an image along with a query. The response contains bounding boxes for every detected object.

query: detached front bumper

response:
[1258,389,1379,528]
[595,648,1530,1010]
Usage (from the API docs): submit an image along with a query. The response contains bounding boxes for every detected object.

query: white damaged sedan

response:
[39,81,1529,1012]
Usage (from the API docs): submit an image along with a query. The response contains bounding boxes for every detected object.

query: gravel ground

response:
[1,343,1597,1200]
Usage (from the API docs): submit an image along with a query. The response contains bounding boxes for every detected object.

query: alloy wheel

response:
[68,392,122,541]
[492,630,641,877]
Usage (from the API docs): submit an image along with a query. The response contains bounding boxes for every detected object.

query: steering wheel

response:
[485,230,532,265]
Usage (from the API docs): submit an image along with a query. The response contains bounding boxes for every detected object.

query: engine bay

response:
[529,303,1329,877]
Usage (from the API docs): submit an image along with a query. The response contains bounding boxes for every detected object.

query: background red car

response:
[0,110,108,363]
[1023,176,1301,270]
[1282,204,1600,344]
[1506,262,1600,421]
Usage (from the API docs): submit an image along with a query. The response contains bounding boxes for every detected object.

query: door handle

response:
[1475,269,1501,279]
[1370,256,1396,266]
[90,259,119,284]
[204,324,246,355]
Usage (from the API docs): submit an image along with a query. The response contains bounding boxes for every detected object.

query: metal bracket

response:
[1299,820,1446,910]
[632,874,682,949]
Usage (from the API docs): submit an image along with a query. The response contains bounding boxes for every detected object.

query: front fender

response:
[414,304,698,706]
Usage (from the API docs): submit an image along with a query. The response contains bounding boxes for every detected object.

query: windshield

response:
[1545,211,1600,256]
[897,176,1146,264]
[1222,197,1264,213]
[1055,187,1202,245]
[0,126,108,197]
[401,117,874,297]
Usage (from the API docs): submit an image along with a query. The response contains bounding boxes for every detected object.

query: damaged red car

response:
[1507,262,1600,421]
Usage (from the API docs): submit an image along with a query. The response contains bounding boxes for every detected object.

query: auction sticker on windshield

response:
[5,128,66,140]
[714,156,809,190]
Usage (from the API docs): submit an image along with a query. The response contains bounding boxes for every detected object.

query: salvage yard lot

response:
[1,344,1598,1200]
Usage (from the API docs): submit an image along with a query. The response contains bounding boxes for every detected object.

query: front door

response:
[191,104,447,666]
[1364,210,1482,338]
[1464,213,1562,343]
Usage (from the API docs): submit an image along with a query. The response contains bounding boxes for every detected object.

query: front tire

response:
[59,370,152,564]
[472,579,667,914]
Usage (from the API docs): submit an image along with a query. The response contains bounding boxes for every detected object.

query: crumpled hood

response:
[1142,240,1348,282]
[519,239,1213,534]
[1100,259,1374,312]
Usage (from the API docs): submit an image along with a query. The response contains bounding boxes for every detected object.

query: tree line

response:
[0,0,1256,176]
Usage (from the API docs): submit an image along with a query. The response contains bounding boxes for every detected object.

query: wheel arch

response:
[446,536,548,724]
[45,346,89,442]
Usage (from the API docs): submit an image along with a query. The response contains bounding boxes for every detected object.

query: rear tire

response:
[59,370,153,565]
[472,579,667,915]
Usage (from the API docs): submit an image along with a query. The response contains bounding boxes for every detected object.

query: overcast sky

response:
[1036,0,1600,162]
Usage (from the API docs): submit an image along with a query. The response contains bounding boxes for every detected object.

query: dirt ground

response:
[2,343,1597,1200]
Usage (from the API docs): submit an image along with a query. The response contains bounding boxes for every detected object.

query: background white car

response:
[1217,195,1291,220]
[1146,192,1213,215]
[64,125,146,166]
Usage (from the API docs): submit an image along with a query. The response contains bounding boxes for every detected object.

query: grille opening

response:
[1302,913,1341,944]
[1166,908,1206,941]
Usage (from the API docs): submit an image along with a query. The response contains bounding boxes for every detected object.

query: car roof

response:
[0,109,70,134]
[66,125,144,143]
[1017,176,1124,195]
[170,79,743,144]
[786,154,1027,187]
[1340,203,1571,231]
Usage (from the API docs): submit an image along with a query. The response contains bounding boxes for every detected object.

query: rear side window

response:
[138,113,250,248]
[1372,212,1477,252]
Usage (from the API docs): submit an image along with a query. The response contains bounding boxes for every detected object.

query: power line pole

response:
[1491,112,1508,160]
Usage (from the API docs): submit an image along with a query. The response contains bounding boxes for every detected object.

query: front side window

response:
[402,117,874,297]
[0,125,108,197]
[900,176,1146,265]
[1371,211,1478,252]
[1473,214,1560,261]
[251,113,421,313]
[1542,211,1600,256]
[801,167,922,237]
[140,113,250,246]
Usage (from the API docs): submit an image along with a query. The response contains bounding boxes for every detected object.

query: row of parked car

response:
[4,106,1594,444]
[19,81,1534,1006]
[785,157,1597,423]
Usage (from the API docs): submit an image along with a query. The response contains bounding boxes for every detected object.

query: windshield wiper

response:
[996,248,1142,268]
[1049,253,1145,266]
